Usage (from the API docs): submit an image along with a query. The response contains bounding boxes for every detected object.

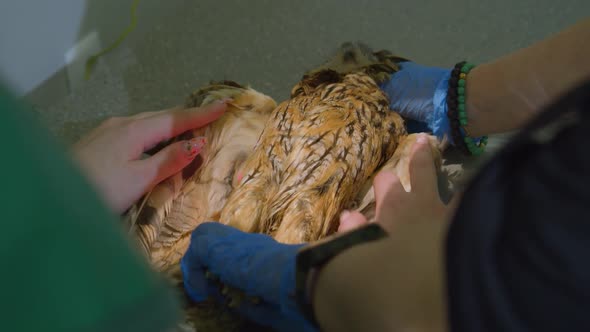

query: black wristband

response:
[294,223,388,326]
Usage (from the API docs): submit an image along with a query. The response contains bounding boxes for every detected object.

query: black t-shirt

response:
[446,79,590,331]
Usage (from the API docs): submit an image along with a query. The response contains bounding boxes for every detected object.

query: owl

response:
[126,42,442,331]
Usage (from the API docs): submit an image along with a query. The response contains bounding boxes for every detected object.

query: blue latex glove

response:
[380,61,452,141]
[180,222,318,332]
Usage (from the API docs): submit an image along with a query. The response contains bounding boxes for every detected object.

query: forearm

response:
[312,220,448,332]
[466,18,590,136]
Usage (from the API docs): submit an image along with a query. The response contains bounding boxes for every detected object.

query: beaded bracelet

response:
[447,62,470,155]
[446,61,488,156]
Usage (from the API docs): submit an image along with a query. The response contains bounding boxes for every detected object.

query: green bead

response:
[458,96,466,103]
[460,118,468,126]
[458,79,466,87]
[458,104,466,113]
[462,63,475,73]
[458,87,465,95]
[463,134,487,156]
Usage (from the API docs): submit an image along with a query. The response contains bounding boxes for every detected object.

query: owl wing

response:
[125,81,276,271]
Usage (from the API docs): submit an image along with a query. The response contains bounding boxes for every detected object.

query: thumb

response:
[408,134,438,195]
[373,170,406,215]
[139,137,206,187]
[338,210,369,233]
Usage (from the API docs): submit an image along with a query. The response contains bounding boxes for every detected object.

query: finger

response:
[373,170,406,215]
[181,222,237,302]
[180,255,210,302]
[138,137,206,187]
[133,101,227,151]
[338,210,369,233]
[188,223,256,276]
[409,134,438,194]
[130,106,183,120]
[192,222,242,239]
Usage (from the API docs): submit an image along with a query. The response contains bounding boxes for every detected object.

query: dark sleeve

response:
[0,83,182,331]
[445,80,590,332]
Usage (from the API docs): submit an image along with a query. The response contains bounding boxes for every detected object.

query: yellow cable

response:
[84,0,141,80]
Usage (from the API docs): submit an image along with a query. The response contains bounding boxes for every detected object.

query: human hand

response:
[180,222,317,332]
[381,62,452,139]
[72,101,227,213]
[338,135,451,233]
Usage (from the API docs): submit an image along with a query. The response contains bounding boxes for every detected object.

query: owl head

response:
[291,42,409,97]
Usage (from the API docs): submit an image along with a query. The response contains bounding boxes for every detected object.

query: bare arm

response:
[309,21,590,330]
[467,18,590,136]
[312,137,450,331]
[313,220,448,332]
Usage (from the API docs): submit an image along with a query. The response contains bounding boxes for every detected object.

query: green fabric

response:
[0,82,181,331]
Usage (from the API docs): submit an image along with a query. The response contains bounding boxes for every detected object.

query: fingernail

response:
[185,136,207,158]
[340,210,351,221]
[416,134,428,145]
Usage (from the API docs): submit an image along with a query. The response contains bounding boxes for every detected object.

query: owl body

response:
[127,43,443,331]
[220,72,406,243]
[129,82,277,270]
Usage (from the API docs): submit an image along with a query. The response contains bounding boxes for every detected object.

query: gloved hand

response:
[380,61,452,140]
[180,222,317,332]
